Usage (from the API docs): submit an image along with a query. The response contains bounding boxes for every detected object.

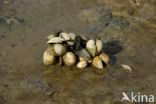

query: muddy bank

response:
[0,0,156,104]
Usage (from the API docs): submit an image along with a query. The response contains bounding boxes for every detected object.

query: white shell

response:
[46,34,56,40]
[67,41,75,45]
[81,35,88,41]
[77,61,87,69]
[121,65,133,72]
[69,33,76,40]
[63,52,76,66]
[76,48,92,61]
[96,39,103,55]
[47,37,63,44]
[86,39,96,57]
[79,56,85,61]
[43,51,55,65]
[54,44,66,56]
[99,53,109,64]
[79,56,92,63]
[46,45,57,56]
[59,32,70,41]
[92,56,103,69]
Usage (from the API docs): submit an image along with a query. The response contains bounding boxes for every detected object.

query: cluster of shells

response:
[43,31,109,69]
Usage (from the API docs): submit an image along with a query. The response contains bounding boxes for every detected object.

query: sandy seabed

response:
[0,0,156,104]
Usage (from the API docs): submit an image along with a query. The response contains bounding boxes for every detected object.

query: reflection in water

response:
[43,65,115,103]
[44,65,109,91]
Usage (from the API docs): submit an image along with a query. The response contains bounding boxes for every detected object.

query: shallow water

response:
[0,0,156,104]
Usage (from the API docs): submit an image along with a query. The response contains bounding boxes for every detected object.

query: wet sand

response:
[0,0,156,104]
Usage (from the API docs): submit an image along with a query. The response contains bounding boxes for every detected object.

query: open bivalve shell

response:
[96,39,103,55]
[86,39,103,57]
[86,39,97,57]
[99,53,109,64]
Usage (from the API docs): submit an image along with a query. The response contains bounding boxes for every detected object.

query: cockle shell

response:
[59,32,70,41]
[77,61,87,69]
[121,65,133,72]
[46,34,56,40]
[47,37,63,44]
[86,39,97,57]
[92,56,103,69]
[99,53,109,64]
[79,56,85,61]
[43,50,55,66]
[96,39,103,55]
[63,52,76,66]
[76,48,92,61]
[69,33,76,40]
[67,41,75,45]
[81,35,88,41]
[54,44,66,56]
[46,44,66,56]
[46,46,57,56]
[79,56,92,63]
